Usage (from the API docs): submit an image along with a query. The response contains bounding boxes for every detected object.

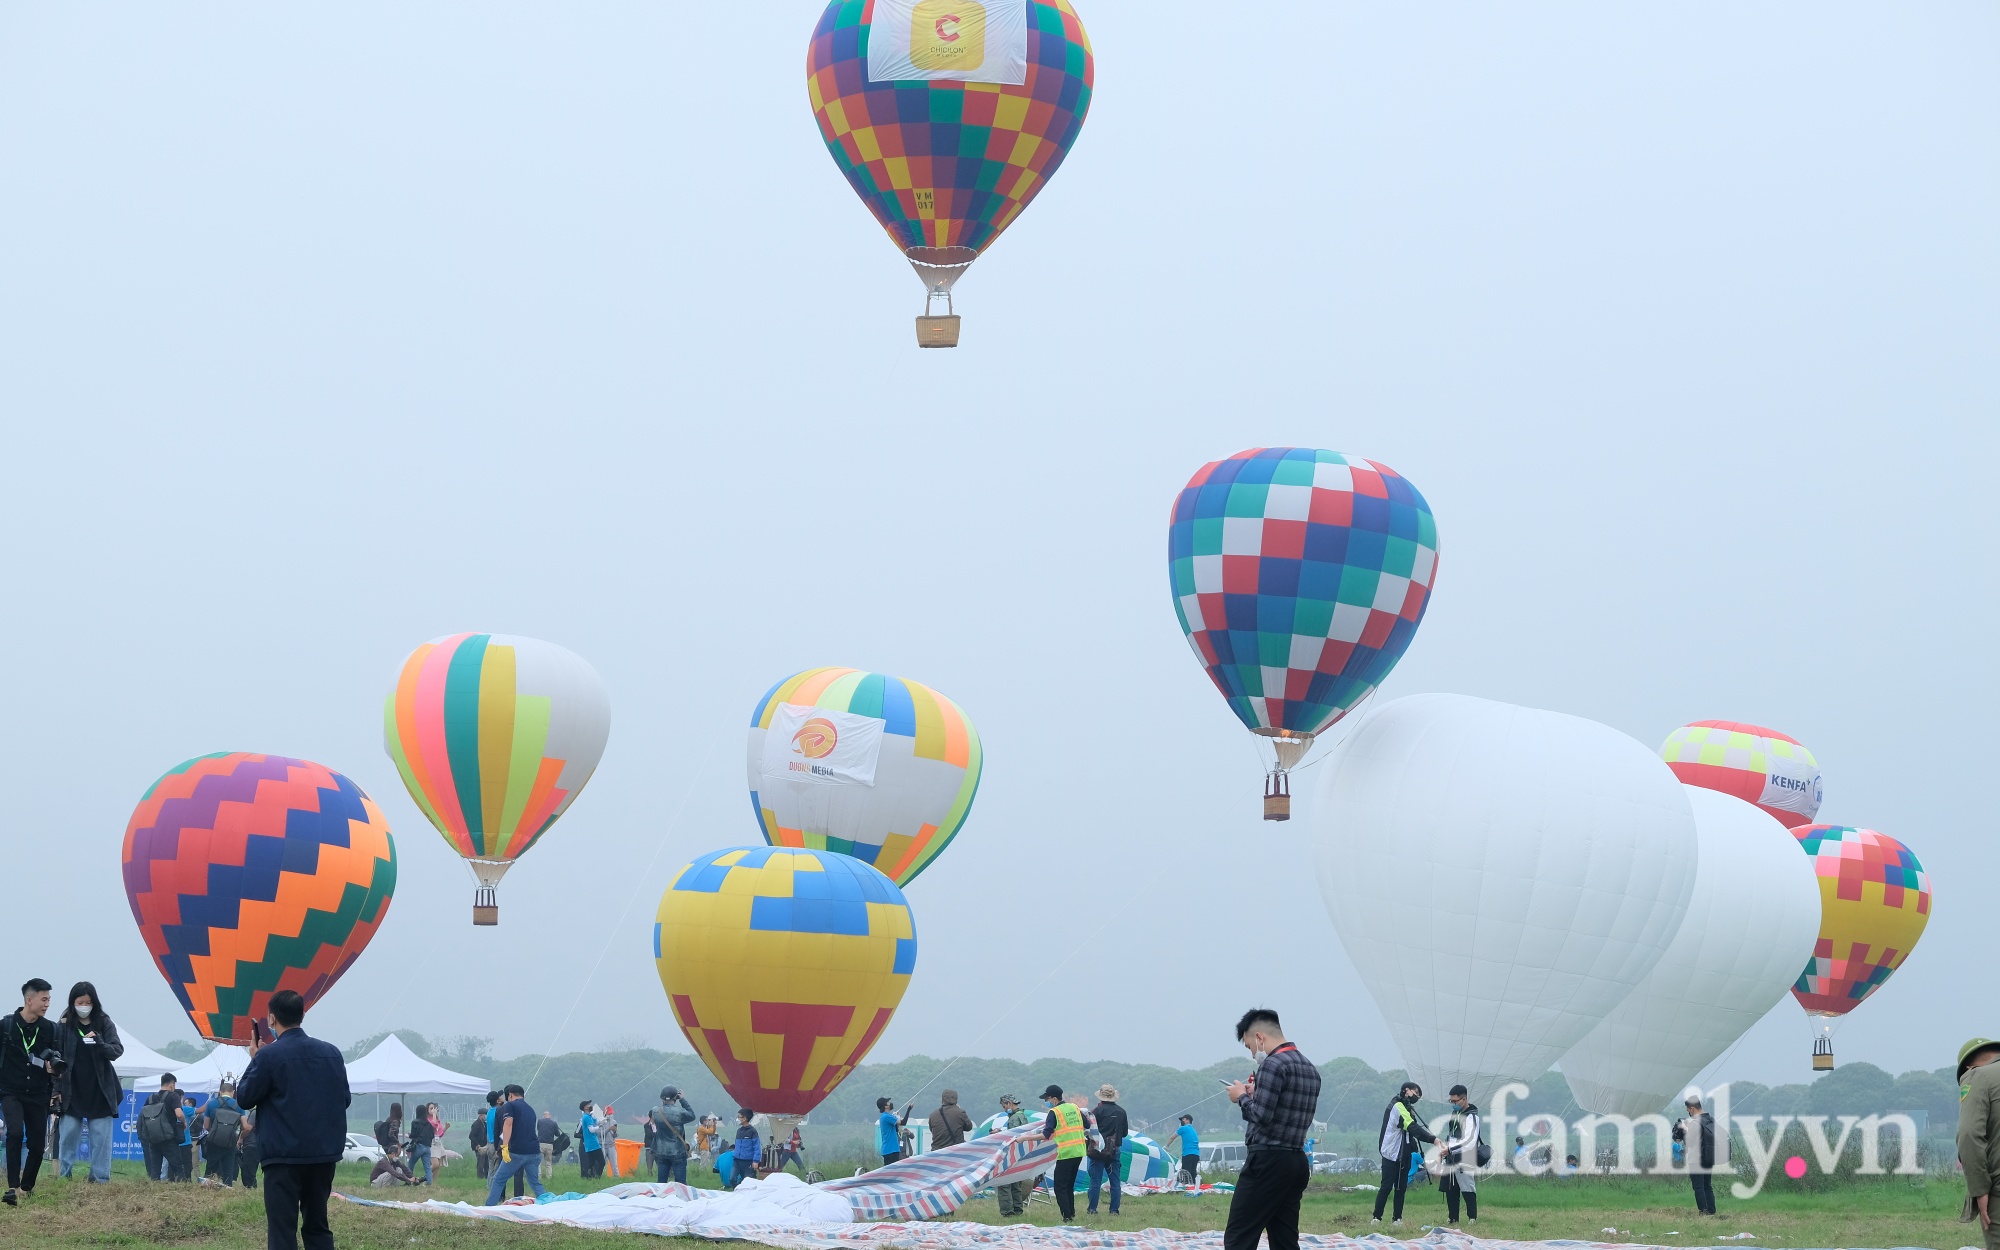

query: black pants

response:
[1052,1156,1081,1221]
[241,1142,260,1189]
[262,1161,336,1250]
[1180,1153,1200,1184]
[1372,1155,1409,1220]
[1224,1148,1310,1250]
[210,1146,241,1186]
[142,1140,168,1180]
[1442,1175,1477,1222]
[1,1094,49,1192]
[1690,1171,1716,1214]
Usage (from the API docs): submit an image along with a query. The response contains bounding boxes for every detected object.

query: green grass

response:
[0,1160,1977,1248]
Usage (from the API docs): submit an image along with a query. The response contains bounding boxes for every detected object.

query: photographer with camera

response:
[1,978,58,1205]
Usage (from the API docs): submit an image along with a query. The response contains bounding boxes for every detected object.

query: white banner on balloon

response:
[866,0,1029,85]
[760,704,883,787]
[1757,754,1822,822]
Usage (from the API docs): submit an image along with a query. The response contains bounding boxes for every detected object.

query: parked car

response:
[1200,1141,1247,1173]
[343,1133,385,1165]
[1312,1152,1371,1174]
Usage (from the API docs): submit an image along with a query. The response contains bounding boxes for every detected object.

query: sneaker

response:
[1370,1218,1381,1226]
[1,1190,14,1206]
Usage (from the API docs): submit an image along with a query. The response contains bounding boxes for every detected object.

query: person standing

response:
[993,1095,1033,1218]
[1086,1084,1128,1216]
[649,1087,696,1185]
[237,988,351,1250]
[53,982,124,1185]
[1222,1008,1322,1250]
[1371,1080,1434,1227]
[203,1083,247,1187]
[373,1102,403,1156]
[875,1097,911,1166]
[0,978,56,1205]
[472,1091,498,1179]
[485,1085,551,1206]
[727,1108,761,1190]
[1672,1094,1717,1217]
[1038,1085,1088,1222]
[537,1110,560,1180]
[238,1107,260,1191]
[928,1090,974,1150]
[696,1115,720,1170]
[1957,1037,2000,1250]
[175,1094,202,1182]
[405,1100,436,1185]
[138,1074,186,1181]
[1173,1114,1201,1185]
[578,1101,603,1179]
[1436,1085,1482,1226]
[602,1106,622,1178]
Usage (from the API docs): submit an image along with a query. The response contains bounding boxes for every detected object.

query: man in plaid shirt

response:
[1223,1008,1321,1250]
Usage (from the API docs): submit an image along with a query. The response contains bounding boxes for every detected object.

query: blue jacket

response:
[235,1027,351,1166]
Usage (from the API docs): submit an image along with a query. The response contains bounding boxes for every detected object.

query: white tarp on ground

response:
[133,1044,253,1093]
[341,1174,850,1231]
[344,1034,489,1095]
[109,1032,185,1081]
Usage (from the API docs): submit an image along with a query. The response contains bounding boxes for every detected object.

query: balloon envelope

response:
[654,847,916,1115]
[1313,694,1696,1102]
[1562,787,1822,1116]
[1790,825,1931,1017]
[806,1,1093,269]
[747,667,982,887]
[382,633,609,916]
[1170,448,1438,738]
[1661,720,1821,830]
[121,753,397,1043]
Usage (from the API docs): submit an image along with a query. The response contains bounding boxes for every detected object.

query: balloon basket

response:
[474,887,498,927]
[916,315,961,348]
[1812,1036,1834,1071]
[1263,771,1291,822]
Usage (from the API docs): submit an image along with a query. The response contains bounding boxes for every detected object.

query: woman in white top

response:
[1437,1084,1482,1226]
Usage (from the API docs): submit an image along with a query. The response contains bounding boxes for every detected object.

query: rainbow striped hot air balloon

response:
[654,847,916,1115]
[383,633,610,925]
[1791,824,1931,1070]
[747,667,981,888]
[121,753,397,1043]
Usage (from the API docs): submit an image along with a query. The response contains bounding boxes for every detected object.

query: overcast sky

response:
[1,3,1991,1090]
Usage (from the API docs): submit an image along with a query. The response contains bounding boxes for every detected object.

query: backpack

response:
[373,1119,396,1150]
[552,1131,572,1158]
[139,1098,178,1147]
[209,1106,244,1151]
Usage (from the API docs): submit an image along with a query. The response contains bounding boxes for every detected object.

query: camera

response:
[36,1047,65,1078]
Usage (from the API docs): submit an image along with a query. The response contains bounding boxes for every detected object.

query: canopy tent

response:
[345,1034,488,1096]
[133,1044,253,1093]
[108,1032,184,1082]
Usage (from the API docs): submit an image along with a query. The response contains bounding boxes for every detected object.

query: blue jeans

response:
[485,1154,547,1206]
[1087,1155,1122,1214]
[409,1142,433,1184]
[656,1152,687,1184]
[59,1116,116,1183]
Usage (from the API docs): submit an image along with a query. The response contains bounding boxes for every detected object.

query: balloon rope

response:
[522,727,730,1099]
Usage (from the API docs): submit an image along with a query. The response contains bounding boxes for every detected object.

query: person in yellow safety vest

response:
[1039,1084,1088,1223]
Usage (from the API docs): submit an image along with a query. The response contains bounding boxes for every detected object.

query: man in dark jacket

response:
[237,990,350,1250]
[0,978,56,1205]
[1673,1095,1718,1215]
[649,1086,697,1184]
[1225,1008,1323,1250]
[1087,1084,1130,1216]
[138,1075,186,1181]
[928,1089,975,1150]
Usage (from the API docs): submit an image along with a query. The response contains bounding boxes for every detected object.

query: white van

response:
[1199,1141,1247,1172]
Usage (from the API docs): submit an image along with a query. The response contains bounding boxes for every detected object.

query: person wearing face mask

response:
[237,988,352,1250]
[53,982,125,1185]
[1371,1080,1435,1227]
[1436,1085,1483,1226]
[0,978,57,1205]
[1038,1085,1088,1222]
[1222,1008,1321,1250]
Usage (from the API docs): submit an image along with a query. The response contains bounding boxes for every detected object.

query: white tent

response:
[133,1044,254,1094]
[108,1032,184,1082]
[344,1034,488,1096]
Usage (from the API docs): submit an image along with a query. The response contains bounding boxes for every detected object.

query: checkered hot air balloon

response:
[1662,720,1823,830]
[747,667,981,888]
[654,847,916,1115]
[383,633,610,926]
[1790,825,1931,1071]
[807,0,1093,346]
[1169,448,1439,820]
[120,753,397,1044]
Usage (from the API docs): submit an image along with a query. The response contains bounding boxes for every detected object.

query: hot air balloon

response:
[120,753,397,1043]
[1791,824,1930,1070]
[747,667,981,888]
[1170,448,1438,820]
[1562,787,1822,1116]
[806,0,1094,347]
[383,633,610,925]
[1313,694,1697,1102]
[654,847,915,1118]
[1662,720,1822,829]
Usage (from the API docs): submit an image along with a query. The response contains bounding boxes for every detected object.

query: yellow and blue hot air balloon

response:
[383,633,610,925]
[654,847,915,1115]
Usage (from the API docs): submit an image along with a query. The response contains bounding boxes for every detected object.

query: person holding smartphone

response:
[54,982,125,1184]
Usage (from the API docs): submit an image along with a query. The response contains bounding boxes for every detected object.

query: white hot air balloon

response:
[1561,787,1823,1116]
[1313,693,1698,1102]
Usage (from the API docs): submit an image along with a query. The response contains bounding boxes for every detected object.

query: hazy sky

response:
[2,3,1992,1090]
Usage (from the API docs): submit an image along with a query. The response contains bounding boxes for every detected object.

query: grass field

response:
[0,1160,1975,1249]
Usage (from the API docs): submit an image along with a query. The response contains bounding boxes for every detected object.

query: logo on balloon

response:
[911,0,985,71]
[936,15,962,41]
[792,717,840,760]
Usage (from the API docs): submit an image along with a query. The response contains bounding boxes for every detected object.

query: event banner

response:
[760,703,884,787]
[866,0,1028,85]
[1759,752,1823,822]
